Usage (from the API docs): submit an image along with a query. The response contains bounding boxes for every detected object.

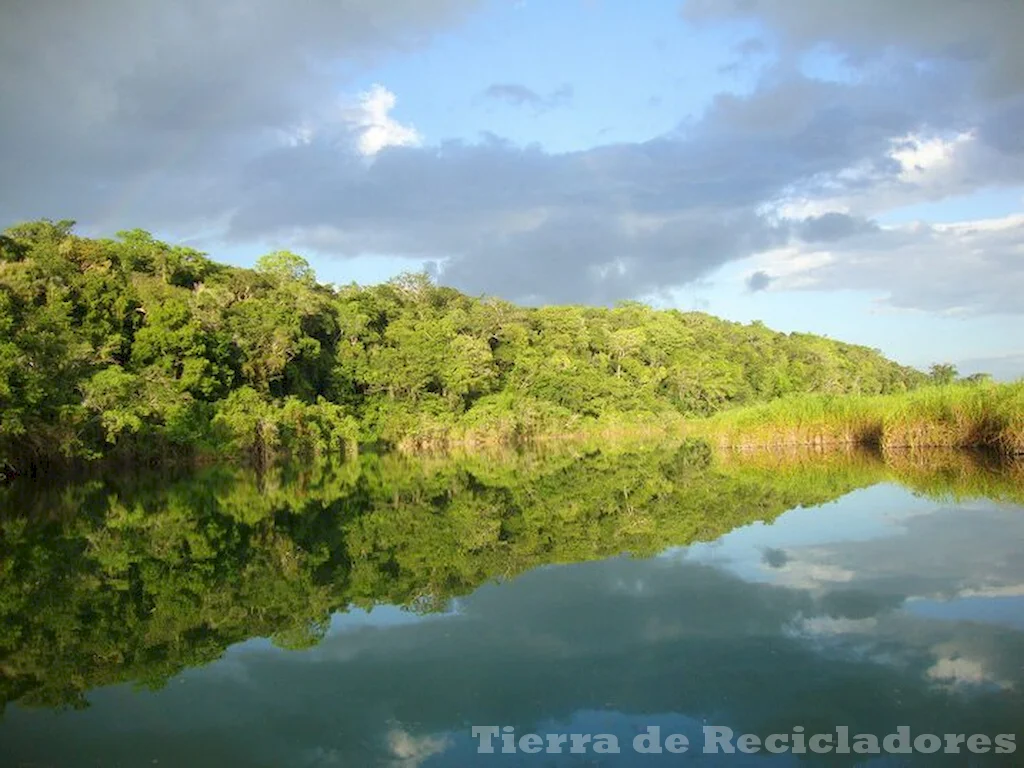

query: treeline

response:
[0,220,925,471]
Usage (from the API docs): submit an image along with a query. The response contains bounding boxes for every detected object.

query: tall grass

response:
[695,381,1024,456]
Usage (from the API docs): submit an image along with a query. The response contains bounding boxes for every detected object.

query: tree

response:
[928,363,958,385]
[0,219,932,470]
[255,250,316,286]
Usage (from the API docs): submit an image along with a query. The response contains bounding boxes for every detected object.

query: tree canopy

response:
[0,220,928,472]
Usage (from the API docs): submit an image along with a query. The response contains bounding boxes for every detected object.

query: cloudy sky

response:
[1,0,1022,375]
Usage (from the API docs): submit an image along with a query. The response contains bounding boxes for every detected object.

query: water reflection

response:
[0,443,1021,765]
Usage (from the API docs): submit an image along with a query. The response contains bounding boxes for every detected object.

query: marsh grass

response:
[695,382,1024,456]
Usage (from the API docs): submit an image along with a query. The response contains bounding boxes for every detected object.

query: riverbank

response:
[5,382,1022,478]
[693,382,1024,456]
[391,407,690,452]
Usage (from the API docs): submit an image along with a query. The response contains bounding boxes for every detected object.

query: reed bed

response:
[695,382,1024,456]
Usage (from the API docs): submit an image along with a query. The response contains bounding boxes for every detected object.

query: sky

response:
[1,0,1022,376]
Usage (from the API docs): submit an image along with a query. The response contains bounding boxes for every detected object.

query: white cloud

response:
[891,132,973,184]
[345,85,422,157]
[763,130,1024,224]
[746,246,835,289]
[745,212,1024,315]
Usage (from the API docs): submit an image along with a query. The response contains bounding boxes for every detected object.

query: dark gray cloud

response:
[230,130,793,303]
[761,546,789,568]
[719,36,770,75]
[978,96,1024,156]
[746,270,774,292]
[684,0,1024,95]
[797,213,879,242]
[0,0,480,227]
[480,83,574,111]
[684,1,1024,175]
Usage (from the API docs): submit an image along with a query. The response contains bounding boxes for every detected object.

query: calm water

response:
[1,443,1022,766]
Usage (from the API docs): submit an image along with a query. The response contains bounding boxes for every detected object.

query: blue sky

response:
[1,0,1022,377]
[350,1,761,149]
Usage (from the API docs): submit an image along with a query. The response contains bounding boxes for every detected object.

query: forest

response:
[0,220,935,473]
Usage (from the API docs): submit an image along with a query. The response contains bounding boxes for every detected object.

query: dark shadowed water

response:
[1,443,1022,766]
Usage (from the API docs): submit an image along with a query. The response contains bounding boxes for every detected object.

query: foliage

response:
[1,220,929,471]
[928,362,959,385]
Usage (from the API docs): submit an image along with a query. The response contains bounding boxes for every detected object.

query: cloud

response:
[736,37,767,58]
[797,213,879,242]
[221,36,1022,306]
[683,0,1024,95]
[756,213,1024,315]
[227,61,975,304]
[773,131,1024,220]
[1,0,1022,314]
[480,83,574,111]
[0,0,479,228]
[226,122,804,303]
[345,85,422,157]
[746,270,773,292]
[719,36,770,75]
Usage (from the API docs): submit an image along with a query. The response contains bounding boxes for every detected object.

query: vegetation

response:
[1,220,928,473]
[2,439,1019,713]
[696,381,1024,454]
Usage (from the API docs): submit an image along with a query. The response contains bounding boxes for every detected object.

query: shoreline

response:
[4,382,1022,479]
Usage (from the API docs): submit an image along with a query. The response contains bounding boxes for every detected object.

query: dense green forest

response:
[3,439,1018,713]
[0,220,927,472]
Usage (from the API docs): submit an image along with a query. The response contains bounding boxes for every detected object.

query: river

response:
[1,442,1021,765]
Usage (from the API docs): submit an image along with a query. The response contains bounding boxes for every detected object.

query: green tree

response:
[0,219,931,471]
[929,363,958,385]
[255,250,316,286]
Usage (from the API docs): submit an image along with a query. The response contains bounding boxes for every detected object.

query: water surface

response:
[1,444,1022,765]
